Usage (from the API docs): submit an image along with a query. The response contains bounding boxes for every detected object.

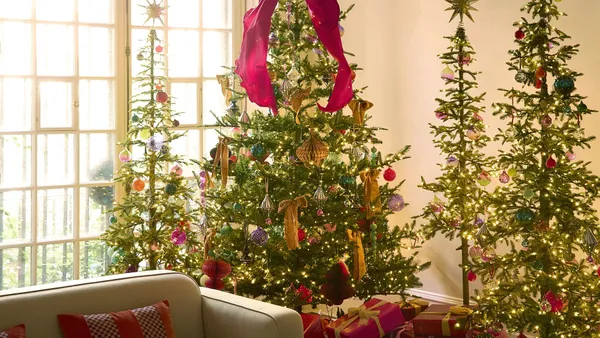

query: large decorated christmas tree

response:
[101,1,202,280]
[473,0,600,336]
[420,0,492,306]
[196,0,428,308]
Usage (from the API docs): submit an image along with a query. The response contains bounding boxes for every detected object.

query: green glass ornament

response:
[339,175,356,187]
[109,215,118,224]
[233,202,243,212]
[507,168,518,177]
[165,183,177,195]
[131,115,140,123]
[531,260,543,270]
[515,208,535,223]
[220,224,233,235]
[578,101,588,112]
[370,223,377,231]
[251,143,267,159]
[523,189,535,200]
[111,249,125,264]
[521,239,529,247]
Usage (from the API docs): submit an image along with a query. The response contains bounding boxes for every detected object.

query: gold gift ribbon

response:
[211,137,229,190]
[334,300,387,338]
[278,196,308,250]
[217,75,232,105]
[347,230,366,281]
[360,169,382,220]
[399,299,430,316]
[291,88,311,124]
[424,306,473,336]
[348,99,373,125]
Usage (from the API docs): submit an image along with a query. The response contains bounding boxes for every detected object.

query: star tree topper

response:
[446,0,478,22]
[142,0,165,26]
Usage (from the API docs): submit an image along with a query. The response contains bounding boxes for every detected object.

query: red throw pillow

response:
[57,300,175,338]
[0,324,25,338]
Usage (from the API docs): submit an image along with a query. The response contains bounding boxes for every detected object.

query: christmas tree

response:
[473,1,600,336]
[196,0,428,309]
[101,1,202,280]
[420,0,492,306]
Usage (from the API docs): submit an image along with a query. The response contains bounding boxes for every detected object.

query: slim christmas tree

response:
[101,0,202,280]
[196,0,428,309]
[420,0,492,306]
[473,1,600,336]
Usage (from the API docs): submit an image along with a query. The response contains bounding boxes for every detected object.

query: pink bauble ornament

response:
[119,149,132,162]
[435,111,448,120]
[155,45,163,53]
[324,223,336,232]
[317,209,324,216]
[499,171,510,184]
[156,91,168,103]
[265,218,272,225]
[566,151,576,161]
[469,245,483,259]
[170,165,183,176]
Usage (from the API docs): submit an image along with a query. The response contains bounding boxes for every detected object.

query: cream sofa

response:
[0,270,303,338]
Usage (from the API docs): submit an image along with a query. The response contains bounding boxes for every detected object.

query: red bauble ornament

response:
[597,266,600,277]
[535,78,542,89]
[156,91,169,103]
[515,29,525,40]
[546,156,557,169]
[204,278,225,290]
[517,334,527,338]
[155,45,163,53]
[338,130,347,135]
[535,66,546,79]
[376,233,383,240]
[298,228,306,242]
[229,155,237,163]
[467,270,477,282]
[132,178,145,192]
[202,259,232,279]
[383,167,396,181]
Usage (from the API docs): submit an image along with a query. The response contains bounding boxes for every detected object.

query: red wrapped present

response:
[413,304,473,337]
[398,299,430,321]
[326,298,405,338]
[302,313,326,338]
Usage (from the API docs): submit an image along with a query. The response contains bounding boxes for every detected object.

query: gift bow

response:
[425,306,474,337]
[235,0,353,115]
[395,322,414,338]
[360,168,382,219]
[211,137,229,190]
[334,300,387,338]
[278,196,308,250]
[347,229,366,281]
[348,99,373,125]
[399,299,430,316]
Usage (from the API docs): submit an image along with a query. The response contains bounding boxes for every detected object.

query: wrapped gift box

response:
[325,298,405,338]
[413,304,473,338]
[302,313,326,338]
[398,299,429,322]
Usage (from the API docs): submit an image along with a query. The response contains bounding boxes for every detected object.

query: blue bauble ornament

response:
[251,227,269,246]
[251,143,267,159]
[339,175,356,187]
[515,208,535,223]
[553,76,575,96]
[233,202,243,212]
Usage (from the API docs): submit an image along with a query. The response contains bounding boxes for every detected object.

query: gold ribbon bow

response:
[334,300,387,338]
[347,230,366,281]
[425,306,474,336]
[399,299,430,316]
[217,75,232,105]
[348,99,373,125]
[278,196,308,250]
[360,169,382,220]
[211,137,229,190]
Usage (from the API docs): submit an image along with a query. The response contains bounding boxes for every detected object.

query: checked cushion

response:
[57,300,175,338]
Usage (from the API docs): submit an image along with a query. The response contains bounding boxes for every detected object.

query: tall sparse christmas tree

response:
[196,0,428,309]
[101,1,202,280]
[420,0,492,306]
[473,1,600,336]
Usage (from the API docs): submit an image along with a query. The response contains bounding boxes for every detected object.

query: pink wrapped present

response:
[326,298,405,338]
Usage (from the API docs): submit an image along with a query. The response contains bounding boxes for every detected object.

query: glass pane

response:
[80,240,109,279]
[0,247,31,290]
[168,30,200,78]
[0,0,32,19]
[131,0,163,27]
[79,0,115,24]
[131,29,165,77]
[37,242,74,284]
[80,187,113,237]
[36,0,74,21]
[37,134,75,186]
[0,191,32,244]
[171,83,197,124]
[203,31,231,77]
[79,80,116,130]
[37,24,75,76]
[203,80,226,125]
[79,26,115,77]
[0,22,32,75]
[37,189,74,241]
[0,135,31,188]
[39,81,73,129]
[169,0,199,28]
[203,129,218,158]
[170,130,199,176]
[203,0,232,29]
[0,79,33,131]
[80,133,115,183]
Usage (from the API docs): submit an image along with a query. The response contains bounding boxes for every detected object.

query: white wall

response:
[337,0,600,300]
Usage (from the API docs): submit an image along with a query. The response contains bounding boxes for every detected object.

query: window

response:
[0,0,240,290]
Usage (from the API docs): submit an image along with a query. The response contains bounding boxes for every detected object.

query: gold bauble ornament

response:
[296,131,329,166]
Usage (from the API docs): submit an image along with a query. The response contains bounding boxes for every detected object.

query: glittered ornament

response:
[165,182,177,195]
[351,147,366,162]
[171,228,187,245]
[430,198,444,213]
[459,53,471,65]
[250,143,267,160]
[251,227,269,246]
[481,248,496,262]
[170,165,183,176]
[296,131,329,166]
[515,28,525,40]
[383,168,396,181]
[132,178,145,192]
[388,194,405,212]
[515,71,528,83]
[119,149,132,162]
[515,208,535,223]
[535,66,546,79]
[566,151,576,161]
[446,156,459,167]
[554,75,575,96]
[466,127,481,140]
[469,245,483,259]
[478,171,492,186]
[435,111,448,120]
[146,134,164,152]
[441,66,455,80]
[545,156,557,169]
[261,194,274,213]
[298,228,306,242]
[467,270,477,282]
[538,115,552,129]
[155,45,163,53]
[339,175,356,187]
[156,91,168,103]
[499,171,510,184]
[109,215,117,224]
[287,64,301,84]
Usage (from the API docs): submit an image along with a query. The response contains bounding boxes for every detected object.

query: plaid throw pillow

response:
[0,324,25,338]
[57,300,175,338]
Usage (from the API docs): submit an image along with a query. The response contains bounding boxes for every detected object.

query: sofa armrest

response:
[200,287,303,338]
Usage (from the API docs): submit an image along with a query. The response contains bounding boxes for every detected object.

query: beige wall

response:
[337,0,600,299]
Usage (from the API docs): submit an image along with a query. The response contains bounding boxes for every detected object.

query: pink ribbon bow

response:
[235,0,353,116]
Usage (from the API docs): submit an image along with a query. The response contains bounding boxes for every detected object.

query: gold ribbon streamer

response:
[203,228,217,260]
[278,196,308,250]
[348,99,373,125]
[334,300,387,338]
[217,75,232,105]
[399,299,430,316]
[424,306,474,336]
[291,88,311,118]
[211,137,229,190]
[360,169,382,220]
[347,229,366,281]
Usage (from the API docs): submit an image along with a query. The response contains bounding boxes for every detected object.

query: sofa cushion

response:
[57,300,175,338]
[0,324,25,338]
